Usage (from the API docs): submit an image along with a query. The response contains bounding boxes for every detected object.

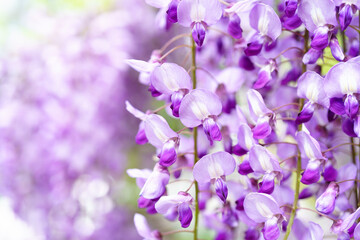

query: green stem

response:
[350,137,359,207]
[191,38,199,240]
[283,30,309,240]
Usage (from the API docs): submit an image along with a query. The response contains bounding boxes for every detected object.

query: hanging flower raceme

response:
[247,89,276,139]
[324,61,360,136]
[248,145,283,194]
[296,130,327,185]
[179,89,223,144]
[296,71,329,124]
[193,152,236,203]
[243,193,285,240]
[150,63,192,117]
[177,0,223,47]
[155,191,193,228]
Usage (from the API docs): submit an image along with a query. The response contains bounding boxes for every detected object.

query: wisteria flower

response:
[150,63,192,117]
[155,191,193,227]
[177,0,223,46]
[193,151,236,202]
[179,89,223,143]
[244,193,285,240]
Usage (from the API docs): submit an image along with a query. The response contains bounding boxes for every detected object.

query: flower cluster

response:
[127,0,360,239]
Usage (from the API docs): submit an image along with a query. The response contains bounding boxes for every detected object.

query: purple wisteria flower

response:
[140,163,170,199]
[134,213,162,240]
[155,191,193,227]
[296,130,327,185]
[179,89,223,143]
[150,63,192,117]
[247,89,275,139]
[296,71,329,124]
[177,0,222,46]
[193,151,236,203]
[244,193,285,240]
[315,182,339,214]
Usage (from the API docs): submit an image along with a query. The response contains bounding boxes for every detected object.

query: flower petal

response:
[193,151,236,183]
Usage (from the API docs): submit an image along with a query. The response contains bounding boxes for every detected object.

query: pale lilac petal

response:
[150,63,192,95]
[249,3,281,41]
[315,182,339,214]
[200,0,223,25]
[126,101,147,120]
[155,193,192,215]
[262,216,280,240]
[177,0,193,26]
[298,0,337,32]
[146,0,171,8]
[144,114,178,149]
[330,36,345,61]
[126,59,157,73]
[296,131,324,160]
[297,71,329,107]
[247,89,272,122]
[217,67,245,93]
[237,123,256,151]
[179,89,222,127]
[244,193,282,223]
[140,163,170,199]
[338,163,357,194]
[324,62,360,98]
[134,213,159,239]
[193,151,236,183]
[177,0,222,26]
[127,168,152,188]
[309,221,324,240]
[248,145,282,174]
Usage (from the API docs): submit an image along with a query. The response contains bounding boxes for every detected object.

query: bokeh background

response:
[0,0,171,239]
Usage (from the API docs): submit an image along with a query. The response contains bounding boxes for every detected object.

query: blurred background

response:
[0,0,170,239]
